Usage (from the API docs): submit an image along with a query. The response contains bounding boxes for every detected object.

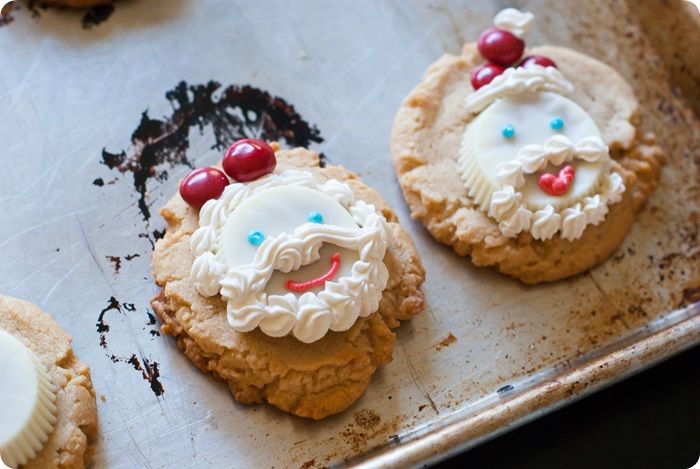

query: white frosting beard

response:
[459,66,625,241]
[189,170,390,343]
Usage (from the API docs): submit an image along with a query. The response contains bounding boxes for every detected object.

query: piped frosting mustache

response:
[220,209,386,301]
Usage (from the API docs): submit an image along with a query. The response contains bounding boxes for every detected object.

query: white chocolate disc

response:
[220,185,360,295]
[0,330,58,468]
[459,91,607,211]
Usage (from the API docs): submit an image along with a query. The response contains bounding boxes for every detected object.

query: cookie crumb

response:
[435,333,457,351]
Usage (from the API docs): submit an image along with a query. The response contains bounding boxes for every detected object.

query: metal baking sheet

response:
[1,0,698,467]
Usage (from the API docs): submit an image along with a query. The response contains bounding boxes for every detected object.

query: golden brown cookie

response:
[0,295,98,469]
[151,147,425,420]
[391,43,664,284]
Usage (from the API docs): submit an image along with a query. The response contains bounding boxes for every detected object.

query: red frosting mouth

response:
[285,253,342,293]
[538,165,575,196]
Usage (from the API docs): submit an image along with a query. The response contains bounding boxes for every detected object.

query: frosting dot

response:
[247,230,265,246]
[307,211,324,224]
[501,125,515,139]
[550,117,564,131]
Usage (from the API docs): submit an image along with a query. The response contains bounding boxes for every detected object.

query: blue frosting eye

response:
[308,211,323,224]
[501,125,515,139]
[550,117,564,131]
[247,230,265,246]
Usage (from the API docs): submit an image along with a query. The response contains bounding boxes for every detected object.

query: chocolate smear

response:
[20,0,115,27]
[97,297,164,396]
[81,3,114,29]
[146,311,157,325]
[105,255,121,274]
[96,296,120,348]
[101,81,323,222]
[128,354,165,397]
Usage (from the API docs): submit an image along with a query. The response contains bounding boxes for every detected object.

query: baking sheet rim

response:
[350,303,700,468]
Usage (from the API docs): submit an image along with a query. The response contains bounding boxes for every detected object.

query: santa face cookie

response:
[0,295,98,469]
[391,8,664,283]
[459,65,625,241]
[152,141,424,419]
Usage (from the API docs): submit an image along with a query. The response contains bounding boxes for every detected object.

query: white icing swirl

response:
[488,186,522,220]
[543,135,576,166]
[575,136,609,162]
[494,8,534,38]
[189,170,389,343]
[561,204,588,241]
[530,205,562,241]
[499,206,532,238]
[583,195,609,225]
[189,225,217,256]
[605,172,625,204]
[465,65,574,115]
[495,160,525,187]
[517,145,550,173]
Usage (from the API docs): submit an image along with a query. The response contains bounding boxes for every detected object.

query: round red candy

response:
[477,27,525,66]
[470,63,506,90]
[222,139,276,182]
[179,167,229,209]
[519,55,557,69]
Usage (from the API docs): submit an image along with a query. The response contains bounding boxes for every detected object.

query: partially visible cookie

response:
[391,9,664,284]
[0,295,98,469]
[152,145,425,420]
[35,0,113,7]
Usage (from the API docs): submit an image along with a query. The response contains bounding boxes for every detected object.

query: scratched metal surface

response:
[0,0,699,468]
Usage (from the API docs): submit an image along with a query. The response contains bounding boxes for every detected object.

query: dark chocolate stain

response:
[26,1,48,18]
[101,81,323,222]
[128,354,165,397]
[97,297,164,397]
[105,253,141,275]
[106,255,121,274]
[92,177,105,187]
[138,229,165,250]
[145,310,159,336]
[18,0,115,28]
[96,296,120,348]
[146,311,157,325]
[81,3,114,29]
